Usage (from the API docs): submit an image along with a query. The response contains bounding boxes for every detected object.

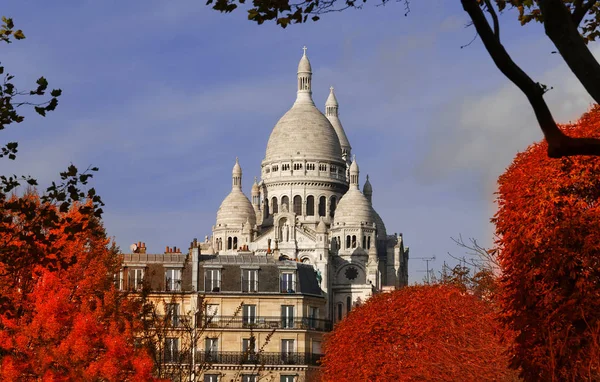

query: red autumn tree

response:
[0,194,156,381]
[321,284,517,381]
[494,105,600,380]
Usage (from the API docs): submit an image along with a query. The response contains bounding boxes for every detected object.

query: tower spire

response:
[349,156,359,189]
[232,157,242,190]
[325,86,339,117]
[295,46,314,105]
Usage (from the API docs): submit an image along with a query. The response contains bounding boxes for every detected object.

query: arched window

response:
[318,196,326,217]
[306,196,315,216]
[346,296,352,314]
[367,236,371,249]
[337,303,343,322]
[233,237,238,250]
[329,196,337,218]
[346,235,351,249]
[352,235,357,248]
[227,237,232,250]
[293,195,302,215]
[281,196,289,212]
[362,236,366,248]
[272,197,278,214]
[264,199,269,217]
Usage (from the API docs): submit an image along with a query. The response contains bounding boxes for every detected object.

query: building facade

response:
[120,48,408,382]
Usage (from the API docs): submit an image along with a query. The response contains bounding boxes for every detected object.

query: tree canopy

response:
[207,0,600,158]
[494,105,600,380]
[0,196,156,381]
[321,284,517,381]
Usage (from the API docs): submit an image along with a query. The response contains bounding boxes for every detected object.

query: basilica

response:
[202,48,409,319]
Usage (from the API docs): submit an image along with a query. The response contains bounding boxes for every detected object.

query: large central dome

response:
[265,102,343,162]
[263,48,344,164]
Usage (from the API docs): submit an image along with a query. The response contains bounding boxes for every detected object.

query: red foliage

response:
[494,105,600,380]
[0,195,156,381]
[321,284,516,381]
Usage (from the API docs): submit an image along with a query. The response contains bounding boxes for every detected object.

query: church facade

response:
[203,48,409,322]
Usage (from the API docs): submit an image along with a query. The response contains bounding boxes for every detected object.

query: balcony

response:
[196,351,322,366]
[202,316,332,331]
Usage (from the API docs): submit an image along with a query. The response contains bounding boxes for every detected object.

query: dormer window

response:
[205,269,222,292]
[280,272,296,293]
[165,268,181,292]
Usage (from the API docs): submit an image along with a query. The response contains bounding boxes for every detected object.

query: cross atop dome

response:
[303,46,307,56]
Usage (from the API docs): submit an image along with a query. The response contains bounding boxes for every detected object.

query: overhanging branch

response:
[461,0,600,158]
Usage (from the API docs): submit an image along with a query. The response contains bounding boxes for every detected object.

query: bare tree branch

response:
[462,0,600,158]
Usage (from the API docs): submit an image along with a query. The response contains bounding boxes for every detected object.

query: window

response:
[205,269,221,292]
[306,163,315,171]
[165,268,181,292]
[329,196,337,218]
[227,237,232,249]
[204,375,219,382]
[346,235,351,249]
[308,306,319,329]
[242,337,257,353]
[347,296,352,314]
[281,339,295,363]
[265,167,270,173]
[318,196,326,217]
[306,195,314,216]
[233,237,238,250]
[319,163,327,172]
[280,272,295,293]
[352,235,357,248]
[280,377,295,382]
[363,235,366,249]
[272,165,279,172]
[282,163,290,171]
[337,303,343,322]
[242,304,257,326]
[128,268,144,291]
[164,337,179,363]
[330,165,337,174]
[272,197,279,214]
[281,305,294,328]
[281,196,289,211]
[367,236,371,249]
[293,195,302,215]
[166,303,179,327]
[293,163,302,170]
[242,269,258,292]
[205,338,218,361]
[242,376,257,382]
[205,304,219,325]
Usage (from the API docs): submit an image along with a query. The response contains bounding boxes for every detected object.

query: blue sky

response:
[2,1,595,282]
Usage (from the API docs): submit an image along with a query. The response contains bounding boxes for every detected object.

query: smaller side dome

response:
[333,189,376,227]
[216,191,257,227]
[251,177,260,194]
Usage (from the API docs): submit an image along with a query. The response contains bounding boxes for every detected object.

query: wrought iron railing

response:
[202,316,332,331]
[196,351,322,366]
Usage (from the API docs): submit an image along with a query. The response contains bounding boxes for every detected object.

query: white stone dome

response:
[333,189,376,227]
[264,102,343,162]
[216,189,256,227]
